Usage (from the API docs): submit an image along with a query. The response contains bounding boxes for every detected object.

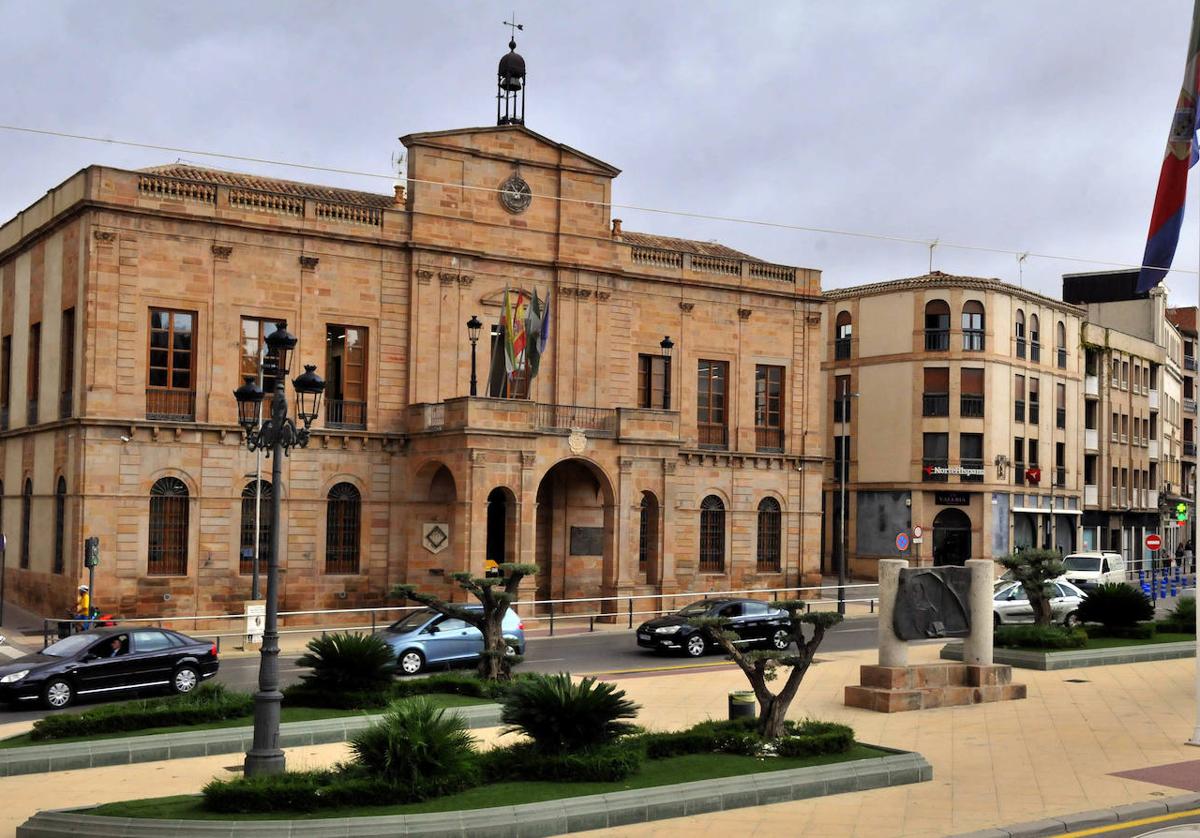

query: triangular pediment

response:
[400,126,621,177]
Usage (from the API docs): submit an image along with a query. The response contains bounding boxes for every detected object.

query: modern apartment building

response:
[1167,305,1197,551]
[823,272,1085,579]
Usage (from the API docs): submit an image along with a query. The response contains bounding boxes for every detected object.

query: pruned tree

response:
[390,562,538,680]
[999,549,1064,628]
[690,603,842,740]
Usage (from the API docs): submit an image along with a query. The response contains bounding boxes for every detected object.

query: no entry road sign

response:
[1145,533,1162,551]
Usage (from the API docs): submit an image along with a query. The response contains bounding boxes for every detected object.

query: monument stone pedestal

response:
[844,559,1026,713]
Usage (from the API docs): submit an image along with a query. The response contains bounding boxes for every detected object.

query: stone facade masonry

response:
[0,125,825,619]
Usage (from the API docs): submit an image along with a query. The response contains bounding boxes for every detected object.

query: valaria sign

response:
[922,465,986,477]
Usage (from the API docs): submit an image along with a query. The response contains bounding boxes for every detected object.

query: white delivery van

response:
[1061,551,1126,592]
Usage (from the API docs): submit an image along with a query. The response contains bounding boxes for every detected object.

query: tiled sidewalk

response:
[1,643,1198,837]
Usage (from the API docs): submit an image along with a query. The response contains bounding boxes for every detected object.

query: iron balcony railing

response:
[1056,407,1066,429]
[1057,347,1067,369]
[834,338,851,361]
[962,331,985,351]
[960,394,985,418]
[1016,338,1026,358]
[1186,355,1197,371]
[698,422,728,449]
[755,426,784,452]
[145,388,196,422]
[961,458,984,482]
[1185,398,1197,414]
[536,404,618,434]
[1029,403,1040,425]
[924,330,950,351]
[1014,463,1026,486]
[1014,399,1025,422]
[1055,467,1067,488]
[922,392,949,417]
[1031,342,1041,363]
[325,399,367,429]
[1186,441,1197,457]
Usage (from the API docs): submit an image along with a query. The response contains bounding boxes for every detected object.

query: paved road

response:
[1,615,885,723]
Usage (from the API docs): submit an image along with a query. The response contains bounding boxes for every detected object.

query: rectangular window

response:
[60,308,74,419]
[754,364,784,451]
[697,359,729,448]
[960,433,984,482]
[1111,467,1118,505]
[1084,454,1096,485]
[1028,377,1040,425]
[1056,382,1066,429]
[0,334,10,429]
[833,375,851,423]
[1029,438,1039,467]
[638,354,671,410]
[1055,442,1066,488]
[922,432,948,482]
[1121,413,1128,443]
[960,368,984,417]
[26,322,40,425]
[1014,437,1025,487]
[922,367,950,416]
[1014,374,1026,422]
[1112,411,1119,442]
[1121,361,1129,390]
[1111,358,1120,388]
[147,308,196,421]
[241,317,287,395]
[325,324,368,429]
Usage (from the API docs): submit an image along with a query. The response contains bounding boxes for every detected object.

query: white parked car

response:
[1061,551,1126,592]
[993,580,1086,628]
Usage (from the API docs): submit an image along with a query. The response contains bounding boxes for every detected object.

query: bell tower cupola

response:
[497,19,526,126]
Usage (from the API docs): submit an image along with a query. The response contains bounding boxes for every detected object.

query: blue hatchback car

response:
[378,607,526,675]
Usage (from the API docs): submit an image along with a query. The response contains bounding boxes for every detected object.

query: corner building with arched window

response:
[823,273,1085,578]
[0,123,826,618]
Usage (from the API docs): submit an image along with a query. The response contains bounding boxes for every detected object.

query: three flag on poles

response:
[488,288,552,397]
[1137,0,1200,293]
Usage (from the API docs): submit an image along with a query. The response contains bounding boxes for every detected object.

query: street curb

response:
[14,748,932,837]
[946,791,1200,837]
[0,703,502,777]
[940,640,1196,670]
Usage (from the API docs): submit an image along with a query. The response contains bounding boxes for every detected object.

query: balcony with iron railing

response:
[963,330,985,351]
[325,399,367,430]
[406,398,678,445]
[1030,342,1041,363]
[924,330,950,351]
[1014,463,1026,486]
[1014,399,1025,422]
[960,394,985,418]
[755,426,784,453]
[1016,338,1026,359]
[1187,355,1197,372]
[1054,467,1067,488]
[961,458,984,482]
[922,392,949,417]
[834,338,851,361]
[1057,347,1067,369]
[145,388,195,422]
[1185,397,1197,414]
[1187,441,1198,457]
[1029,403,1040,425]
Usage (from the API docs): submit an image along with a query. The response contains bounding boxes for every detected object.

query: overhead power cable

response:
[0,122,1196,278]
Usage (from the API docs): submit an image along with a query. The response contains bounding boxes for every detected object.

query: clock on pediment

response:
[499,173,532,213]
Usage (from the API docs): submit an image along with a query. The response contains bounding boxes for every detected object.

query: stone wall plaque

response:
[893,567,972,640]
[569,526,604,556]
[422,523,450,555]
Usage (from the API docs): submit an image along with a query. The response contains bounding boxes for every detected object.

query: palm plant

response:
[295,631,396,692]
[500,673,639,754]
[349,697,477,787]
[1077,583,1154,628]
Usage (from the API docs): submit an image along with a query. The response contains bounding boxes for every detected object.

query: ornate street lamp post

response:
[232,324,325,777]
[467,315,482,396]
[659,335,674,409]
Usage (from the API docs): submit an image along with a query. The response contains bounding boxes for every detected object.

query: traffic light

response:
[1177,502,1190,523]
[84,537,99,568]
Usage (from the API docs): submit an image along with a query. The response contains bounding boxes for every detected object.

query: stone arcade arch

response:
[534,458,616,607]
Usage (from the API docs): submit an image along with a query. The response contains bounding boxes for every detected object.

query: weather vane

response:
[504,15,523,41]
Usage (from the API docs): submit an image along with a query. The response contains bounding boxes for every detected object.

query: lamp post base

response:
[244,686,286,777]
[244,748,286,776]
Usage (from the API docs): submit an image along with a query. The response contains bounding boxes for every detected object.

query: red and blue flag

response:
[1138,1,1200,293]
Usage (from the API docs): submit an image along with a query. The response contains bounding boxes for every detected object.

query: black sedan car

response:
[0,627,219,709]
[636,598,793,657]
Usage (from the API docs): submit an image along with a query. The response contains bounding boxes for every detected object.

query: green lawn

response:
[1078,632,1194,650]
[88,745,891,821]
[0,694,490,750]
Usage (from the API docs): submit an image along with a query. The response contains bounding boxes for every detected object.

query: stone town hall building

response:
[0,106,825,619]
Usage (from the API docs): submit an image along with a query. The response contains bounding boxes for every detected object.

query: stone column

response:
[963,559,994,665]
[877,559,908,667]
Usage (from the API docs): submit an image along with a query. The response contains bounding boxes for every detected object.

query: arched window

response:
[1056,321,1067,369]
[756,497,782,572]
[638,492,659,576]
[924,300,950,351]
[961,301,985,351]
[240,480,273,575]
[326,482,361,574]
[149,477,189,575]
[834,311,852,360]
[1014,310,1027,358]
[53,477,66,575]
[19,479,31,569]
[699,495,726,573]
[1029,314,1041,362]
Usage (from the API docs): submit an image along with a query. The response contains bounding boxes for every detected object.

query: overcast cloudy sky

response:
[0,1,1197,308]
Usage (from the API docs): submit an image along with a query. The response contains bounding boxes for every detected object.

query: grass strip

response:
[0,694,490,750]
[88,746,891,821]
